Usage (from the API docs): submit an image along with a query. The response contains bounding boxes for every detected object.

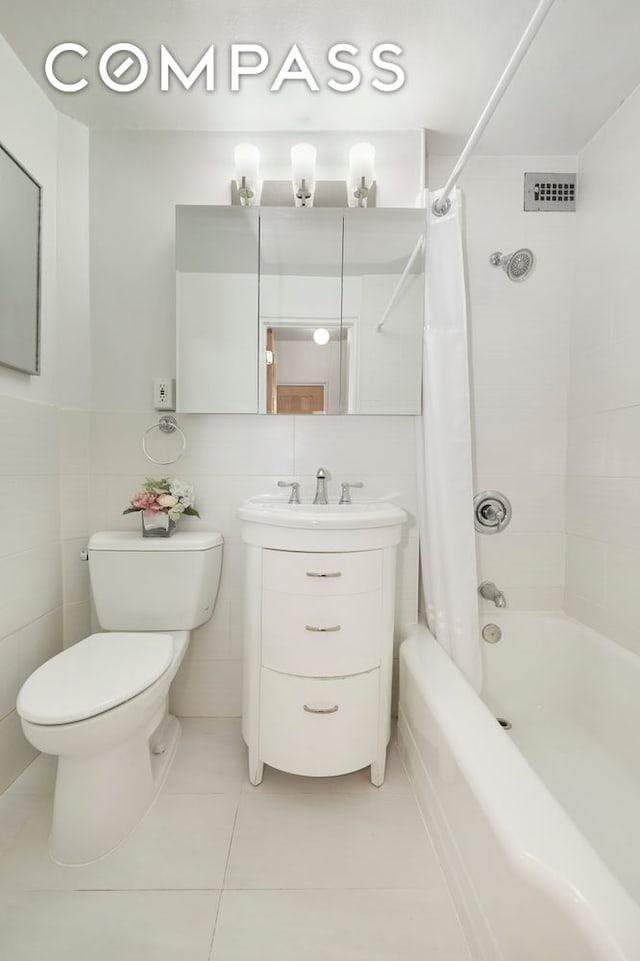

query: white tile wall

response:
[565,83,640,653]
[85,129,424,716]
[59,410,91,651]
[89,413,419,716]
[0,397,62,791]
[0,40,90,790]
[430,155,576,611]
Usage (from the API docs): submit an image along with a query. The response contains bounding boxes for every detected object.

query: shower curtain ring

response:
[432,196,451,217]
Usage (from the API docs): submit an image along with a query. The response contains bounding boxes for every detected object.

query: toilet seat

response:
[17,633,174,726]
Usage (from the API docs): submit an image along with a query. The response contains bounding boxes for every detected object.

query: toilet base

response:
[49,713,181,866]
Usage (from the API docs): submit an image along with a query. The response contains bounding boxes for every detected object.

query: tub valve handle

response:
[474,491,512,534]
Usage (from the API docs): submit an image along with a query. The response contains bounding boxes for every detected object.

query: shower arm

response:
[432,0,557,217]
[377,235,425,332]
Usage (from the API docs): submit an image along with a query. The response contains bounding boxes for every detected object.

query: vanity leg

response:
[248,752,264,786]
[370,752,386,787]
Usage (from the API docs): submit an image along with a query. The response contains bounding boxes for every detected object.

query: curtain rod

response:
[432,0,557,216]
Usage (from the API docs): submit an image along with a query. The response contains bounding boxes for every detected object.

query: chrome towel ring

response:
[142,415,186,465]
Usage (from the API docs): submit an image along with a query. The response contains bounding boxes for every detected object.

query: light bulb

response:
[313,327,330,345]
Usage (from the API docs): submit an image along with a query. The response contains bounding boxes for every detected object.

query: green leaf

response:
[183,507,200,517]
[122,507,142,515]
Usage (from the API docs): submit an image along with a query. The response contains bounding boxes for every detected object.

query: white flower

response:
[170,479,195,508]
[157,493,178,508]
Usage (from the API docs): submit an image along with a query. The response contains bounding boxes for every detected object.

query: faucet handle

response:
[277,480,301,504]
[339,481,364,505]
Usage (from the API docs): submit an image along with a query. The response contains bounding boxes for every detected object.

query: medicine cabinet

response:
[176,205,425,414]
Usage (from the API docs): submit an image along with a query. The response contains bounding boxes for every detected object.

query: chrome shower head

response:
[490,248,535,282]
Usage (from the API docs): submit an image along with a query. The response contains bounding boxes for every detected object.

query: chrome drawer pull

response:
[303,704,339,714]
[305,571,342,578]
[305,624,341,633]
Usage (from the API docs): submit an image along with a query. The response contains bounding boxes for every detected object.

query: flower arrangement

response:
[123,477,200,523]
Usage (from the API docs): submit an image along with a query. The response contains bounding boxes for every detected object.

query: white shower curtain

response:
[417,188,482,691]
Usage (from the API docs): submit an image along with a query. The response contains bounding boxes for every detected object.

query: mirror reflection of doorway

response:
[265,323,346,414]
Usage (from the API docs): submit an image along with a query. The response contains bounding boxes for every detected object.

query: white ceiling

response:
[1,0,640,154]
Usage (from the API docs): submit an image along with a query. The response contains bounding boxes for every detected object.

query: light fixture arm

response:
[352,176,370,208]
[295,177,313,206]
[237,175,255,206]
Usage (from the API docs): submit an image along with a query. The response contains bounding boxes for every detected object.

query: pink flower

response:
[130,490,159,511]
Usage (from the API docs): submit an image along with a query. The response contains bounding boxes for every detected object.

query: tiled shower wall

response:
[429,155,576,613]
[565,81,640,654]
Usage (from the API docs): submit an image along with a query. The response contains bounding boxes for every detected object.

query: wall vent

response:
[524,172,576,212]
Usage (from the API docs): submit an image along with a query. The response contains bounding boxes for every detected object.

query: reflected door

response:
[276,384,325,413]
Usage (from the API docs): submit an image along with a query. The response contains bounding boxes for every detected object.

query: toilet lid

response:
[17,633,174,725]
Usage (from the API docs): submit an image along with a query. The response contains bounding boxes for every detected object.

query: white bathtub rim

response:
[397,703,503,961]
[400,624,640,961]
[479,609,640,672]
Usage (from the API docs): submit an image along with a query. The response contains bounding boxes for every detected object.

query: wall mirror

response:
[176,206,426,414]
[0,142,41,375]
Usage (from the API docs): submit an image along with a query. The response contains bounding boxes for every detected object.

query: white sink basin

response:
[237,495,407,551]
[237,495,407,530]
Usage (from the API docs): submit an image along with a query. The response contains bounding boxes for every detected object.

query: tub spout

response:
[479,581,507,608]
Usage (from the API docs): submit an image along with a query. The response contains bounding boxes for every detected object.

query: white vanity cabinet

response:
[238,500,407,787]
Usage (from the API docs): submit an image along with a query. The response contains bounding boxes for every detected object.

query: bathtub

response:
[398,614,640,961]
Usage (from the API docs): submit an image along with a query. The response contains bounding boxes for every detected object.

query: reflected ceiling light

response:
[291,143,316,207]
[234,143,261,206]
[313,327,330,345]
[348,142,375,208]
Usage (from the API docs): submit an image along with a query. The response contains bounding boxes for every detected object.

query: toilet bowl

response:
[16,530,223,866]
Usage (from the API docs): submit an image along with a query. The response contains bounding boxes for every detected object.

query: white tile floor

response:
[0,719,471,960]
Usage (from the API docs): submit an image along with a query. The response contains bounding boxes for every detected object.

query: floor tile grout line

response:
[219,793,242,892]
[206,889,225,961]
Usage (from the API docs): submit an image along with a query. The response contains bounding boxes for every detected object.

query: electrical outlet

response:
[153,377,176,411]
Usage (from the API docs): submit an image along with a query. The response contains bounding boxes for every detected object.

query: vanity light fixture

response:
[234,143,261,206]
[312,327,330,345]
[230,142,376,207]
[348,142,375,207]
[291,143,316,207]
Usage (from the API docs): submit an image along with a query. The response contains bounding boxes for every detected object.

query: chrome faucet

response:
[478,581,507,608]
[313,467,330,505]
[339,481,364,504]
[277,480,301,504]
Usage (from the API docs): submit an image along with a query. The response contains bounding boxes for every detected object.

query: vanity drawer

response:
[262,590,382,676]
[262,549,382,596]
[259,668,379,777]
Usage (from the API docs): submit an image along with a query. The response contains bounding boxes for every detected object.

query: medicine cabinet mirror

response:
[0,142,41,375]
[176,205,425,414]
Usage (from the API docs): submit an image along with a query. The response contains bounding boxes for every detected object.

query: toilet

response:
[16,530,223,866]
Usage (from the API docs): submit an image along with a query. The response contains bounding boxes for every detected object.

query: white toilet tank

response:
[88,531,223,631]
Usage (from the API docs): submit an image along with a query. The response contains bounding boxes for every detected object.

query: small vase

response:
[141,511,176,537]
